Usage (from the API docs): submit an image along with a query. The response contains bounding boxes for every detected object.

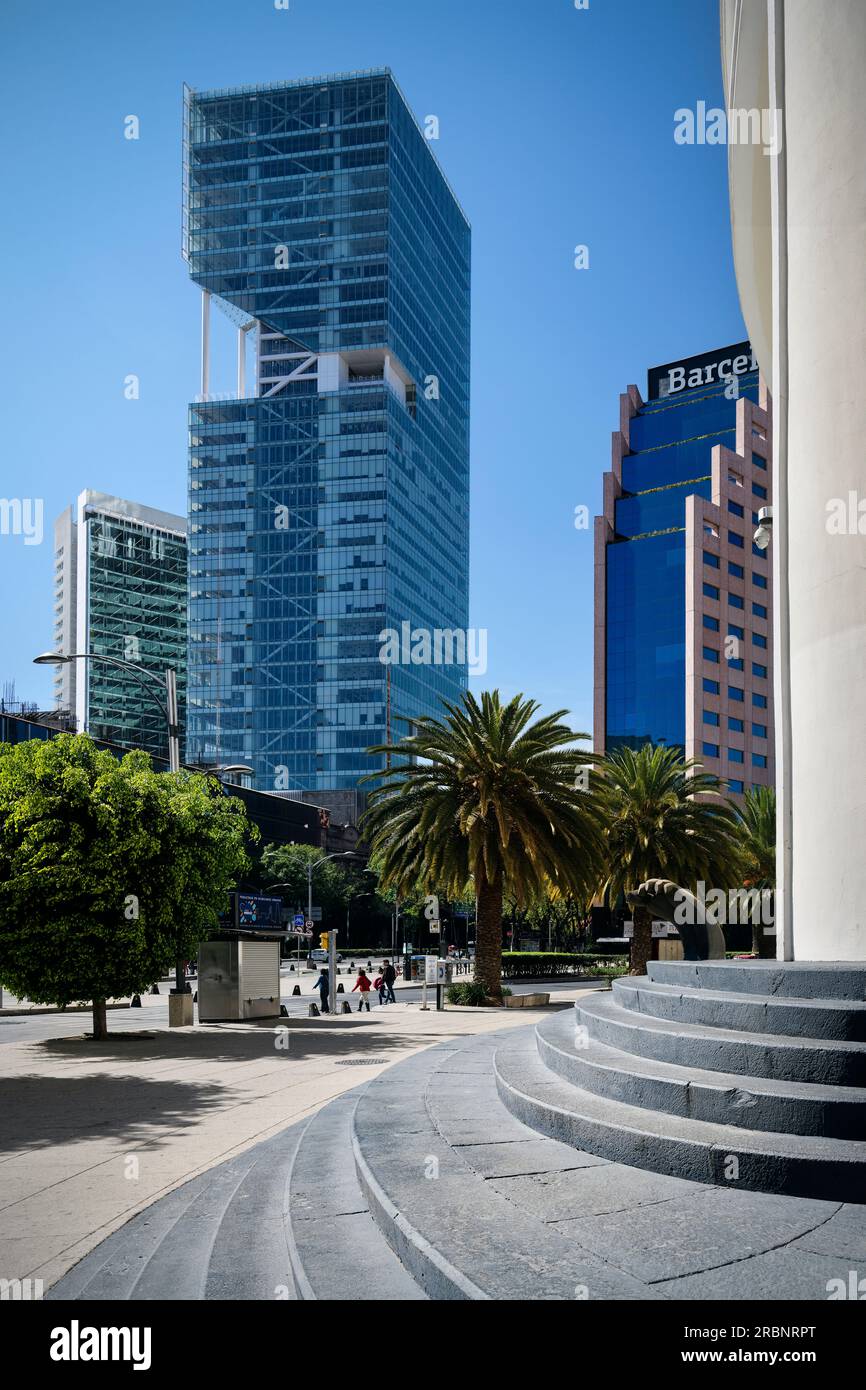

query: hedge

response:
[501,952,628,980]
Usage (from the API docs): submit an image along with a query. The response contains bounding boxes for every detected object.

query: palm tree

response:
[595,744,743,976]
[734,785,776,955]
[362,691,602,999]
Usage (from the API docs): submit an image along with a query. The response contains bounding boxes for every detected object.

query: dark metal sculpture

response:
[626,878,726,961]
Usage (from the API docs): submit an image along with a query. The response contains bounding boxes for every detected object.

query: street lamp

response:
[268,851,367,1013]
[33,651,180,773]
[195,763,254,787]
[753,506,774,551]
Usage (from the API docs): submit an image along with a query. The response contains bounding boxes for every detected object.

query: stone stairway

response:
[495,962,866,1202]
[48,974,866,1301]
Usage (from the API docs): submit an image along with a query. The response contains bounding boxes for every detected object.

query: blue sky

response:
[0,0,746,736]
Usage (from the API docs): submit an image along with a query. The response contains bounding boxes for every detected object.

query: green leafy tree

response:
[0,734,253,1038]
[595,743,743,976]
[362,691,602,999]
[260,842,359,924]
[734,785,776,955]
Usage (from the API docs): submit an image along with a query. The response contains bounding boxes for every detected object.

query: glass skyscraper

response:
[52,492,188,762]
[183,70,471,794]
[594,344,774,795]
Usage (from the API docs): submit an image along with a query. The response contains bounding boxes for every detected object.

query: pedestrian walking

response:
[373,972,386,1006]
[382,958,397,1004]
[313,967,330,1013]
[352,968,373,1012]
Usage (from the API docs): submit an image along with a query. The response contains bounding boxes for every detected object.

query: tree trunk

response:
[630,904,653,977]
[92,999,108,1040]
[474,870,504,1000]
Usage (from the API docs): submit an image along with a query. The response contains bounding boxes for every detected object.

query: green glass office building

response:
[183,70,471,793]
[52,492,188,761]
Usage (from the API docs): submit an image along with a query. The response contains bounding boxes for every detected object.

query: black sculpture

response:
[626,878,726,961]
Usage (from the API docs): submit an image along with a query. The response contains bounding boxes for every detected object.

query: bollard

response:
[151,984,160,995]
[292,984,301,996]
[131,994,141,1008]
[341,1000,351,1014]
[289,964,295,972]
[280,1004,288,1017]
[337,982,344,993]
[308,1002,320,1017]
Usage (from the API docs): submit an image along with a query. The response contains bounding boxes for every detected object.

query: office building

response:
[594,343,774,795]
[182,69,471,793]
[52,491,187,761]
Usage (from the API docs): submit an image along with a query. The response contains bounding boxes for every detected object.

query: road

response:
[0,975,595,1045]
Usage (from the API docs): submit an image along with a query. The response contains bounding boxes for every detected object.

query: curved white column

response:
[723,0,866,960]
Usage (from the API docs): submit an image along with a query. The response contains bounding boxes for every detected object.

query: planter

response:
[503,992,550,1009]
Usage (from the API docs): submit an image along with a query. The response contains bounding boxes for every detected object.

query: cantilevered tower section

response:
[183,70,470,793]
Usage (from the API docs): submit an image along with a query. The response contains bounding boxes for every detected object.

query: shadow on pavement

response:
[0,1072,228,1156]
[30,1015,455,1068]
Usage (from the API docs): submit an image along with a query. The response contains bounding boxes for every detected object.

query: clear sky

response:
[0,0,746,736]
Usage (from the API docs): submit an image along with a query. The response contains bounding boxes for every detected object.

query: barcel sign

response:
[647,342,758,401]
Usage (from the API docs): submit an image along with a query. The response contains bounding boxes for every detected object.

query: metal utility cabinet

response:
[197,939,282,1022]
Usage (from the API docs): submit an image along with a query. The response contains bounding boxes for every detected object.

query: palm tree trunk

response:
[474,869,504,1000]
[630,904,653,977]
[92,999,108,1040]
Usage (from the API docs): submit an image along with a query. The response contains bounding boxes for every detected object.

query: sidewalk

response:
[0,989,589,1290]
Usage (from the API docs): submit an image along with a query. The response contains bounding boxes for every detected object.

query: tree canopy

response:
[362,691,601,995]
[0,734,253,1033]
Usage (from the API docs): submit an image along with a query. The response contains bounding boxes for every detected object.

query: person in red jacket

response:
[352,968,373,1012]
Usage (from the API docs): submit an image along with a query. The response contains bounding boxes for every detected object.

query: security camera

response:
[753,505,774,551]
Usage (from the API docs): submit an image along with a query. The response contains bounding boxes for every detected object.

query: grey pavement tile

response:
[655,1246,860,1301]
[456,1137,607,1179]
[790,1203,866,1260]
[554,1186,840,1283]
[501,1162,695,1224]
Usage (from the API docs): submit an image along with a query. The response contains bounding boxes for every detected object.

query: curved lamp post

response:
[33,650,180,773]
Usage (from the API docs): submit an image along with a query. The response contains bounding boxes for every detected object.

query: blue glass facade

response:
[605,371,759,752]
[183,71,470,792]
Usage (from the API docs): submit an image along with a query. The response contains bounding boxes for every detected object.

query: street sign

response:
[423,895,440,922]
[310,906,323,922]
[429,921,441,934]
[293,914,305,928]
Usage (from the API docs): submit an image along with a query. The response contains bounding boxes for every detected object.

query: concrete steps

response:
[47,1124,307,1301]
[287,1092,426,1301]
[349,1040,662,1299]
[578,992,866,1085]
[538,1008,866,1138]
[486,963,866,1202]
[645,959,866,999]
[614,975,866,1041]
[495,1025,866,1201]
[47,1016,866,1301]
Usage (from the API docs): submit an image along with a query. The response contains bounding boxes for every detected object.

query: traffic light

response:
[319,933,329,951]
